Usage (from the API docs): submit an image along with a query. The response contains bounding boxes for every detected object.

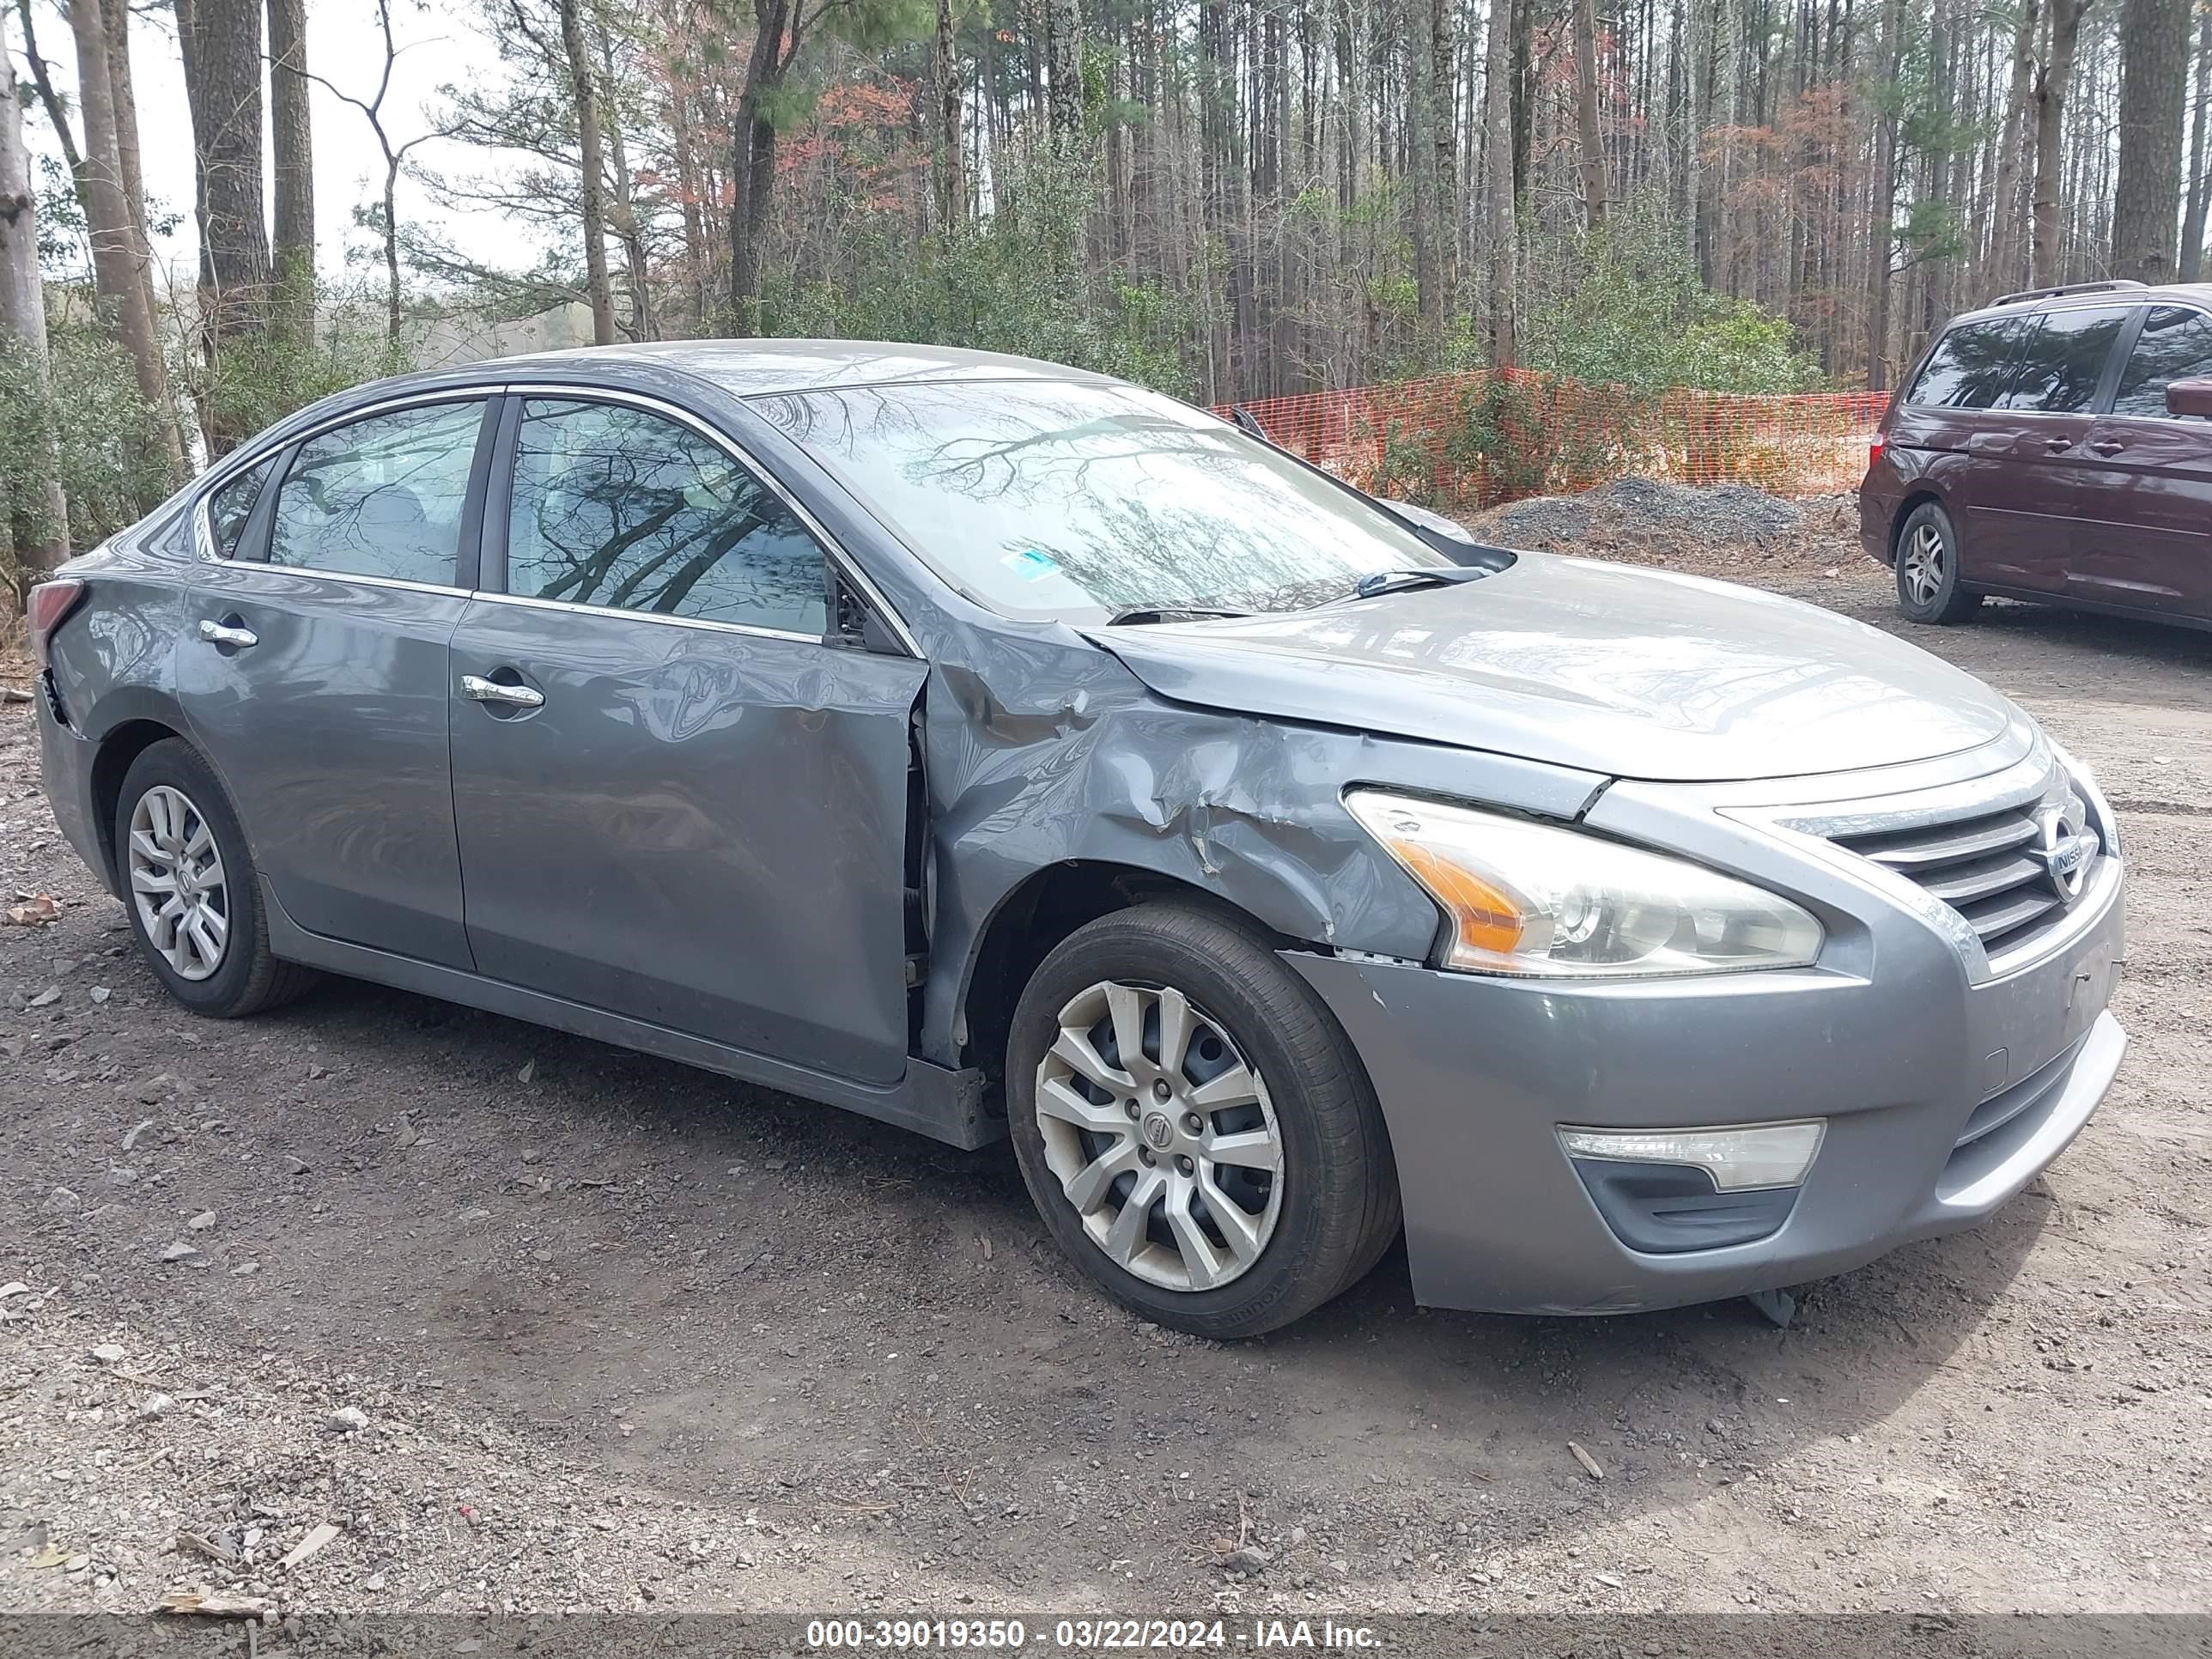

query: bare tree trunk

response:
[69,0,183,482]
[726,0,793,337]
[559,0,616,344]
[14,0,85,213]
[2032,0,2085,288]
[1983,0,2039,295]
[597,32,653,340]
[2112,0,2191,283]
[2183,7,2212,281]
[1431,0,1458,316]
[1411,21,1443,335]
[268,0,315,345]
[0,23,70,580]
[1573,0,1608,228]
[177,0,272,350]
[934,0,966,228]
[1482,0,1518,365]
[1864,0,1905,387]
[1045,0,1085,150]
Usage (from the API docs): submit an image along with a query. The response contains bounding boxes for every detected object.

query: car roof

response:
[446,339,1113,399]
[227,340,1125,467]
[1949,280,2212,328]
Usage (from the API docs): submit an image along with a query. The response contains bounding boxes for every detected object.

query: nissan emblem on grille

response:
[2033,803,2098,907]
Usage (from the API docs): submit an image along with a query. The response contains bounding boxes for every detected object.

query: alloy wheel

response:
[1901,520,1947,606]
[1033,980,1285,1292]
[126,784,230,981]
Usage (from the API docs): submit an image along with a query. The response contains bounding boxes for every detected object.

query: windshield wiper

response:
[1106,605,1254,625]
[1346,567,1497,602]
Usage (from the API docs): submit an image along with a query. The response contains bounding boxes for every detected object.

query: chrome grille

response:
[1831,793,2091,957]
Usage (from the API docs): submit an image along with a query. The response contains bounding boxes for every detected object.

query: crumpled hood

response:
[1084,550,2018,783]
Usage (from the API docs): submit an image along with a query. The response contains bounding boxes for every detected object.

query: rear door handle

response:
[198,618,258,649]
[2044,435,2075,452]
[460,673,544,709]
[2088,438,2125,456]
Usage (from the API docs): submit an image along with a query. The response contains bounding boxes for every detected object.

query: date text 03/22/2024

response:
[802,1620,1385,1650]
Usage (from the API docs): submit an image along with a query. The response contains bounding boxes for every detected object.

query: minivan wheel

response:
[1893,501,1983,624]
[1006,902,1400,1338]
[112,739,319,1018]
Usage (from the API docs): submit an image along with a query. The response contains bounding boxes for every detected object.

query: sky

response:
[9,0,544,287]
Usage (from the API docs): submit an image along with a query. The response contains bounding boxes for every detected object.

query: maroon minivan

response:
[1860,278,2212,628]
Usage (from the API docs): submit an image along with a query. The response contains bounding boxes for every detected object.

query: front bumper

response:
[1291,738,2129,1316]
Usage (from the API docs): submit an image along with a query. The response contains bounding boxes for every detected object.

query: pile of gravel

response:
[1466,479,1861,581]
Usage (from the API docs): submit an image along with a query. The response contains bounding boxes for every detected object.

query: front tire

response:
[112,738,319,1018]
[1006,902,1399,1338]
[1893,501,1983,624]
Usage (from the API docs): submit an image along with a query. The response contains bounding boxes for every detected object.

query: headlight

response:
[1346,790,1824,978]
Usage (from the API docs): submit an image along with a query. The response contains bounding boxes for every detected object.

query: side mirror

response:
[2165,378,2212,417]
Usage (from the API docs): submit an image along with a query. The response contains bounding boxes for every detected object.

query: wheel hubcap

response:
[1902,522,1947,605]
[1034,981,1284,1292]
[127,784,229,981]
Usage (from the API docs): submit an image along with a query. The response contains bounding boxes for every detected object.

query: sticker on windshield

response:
[1002,549,1061,582]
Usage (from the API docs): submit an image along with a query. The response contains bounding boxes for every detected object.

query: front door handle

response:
[460,673,544,710]
[198,618,258,649]
[2088,438,2125,456]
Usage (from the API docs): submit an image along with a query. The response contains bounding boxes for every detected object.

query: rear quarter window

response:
[1905,318,2027,408]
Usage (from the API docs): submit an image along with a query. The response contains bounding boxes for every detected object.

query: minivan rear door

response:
[2069,302,2212,618]
[1970,304,2136,593]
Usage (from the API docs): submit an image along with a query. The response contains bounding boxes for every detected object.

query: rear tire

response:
[112,738,319,1018]
[1006,902,1400,1338]
[1893,501,1983,624]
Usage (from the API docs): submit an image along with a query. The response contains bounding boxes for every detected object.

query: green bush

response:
[1522,201,1823,395]
[0,325,174,591]
[196,294,407,455]
[760,155,1197,397]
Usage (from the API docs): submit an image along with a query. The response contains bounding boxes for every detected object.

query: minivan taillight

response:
[1868,434,1886,471]
[27,579,86,671]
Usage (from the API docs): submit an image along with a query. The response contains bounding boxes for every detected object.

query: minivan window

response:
[504,399,829,635]
[205,457,275,557]
[751,380,1449,623]
[2112,305,2212,419]
[1905,318,2027,408]
[265,401,486,585]
[1997,307,2132,414]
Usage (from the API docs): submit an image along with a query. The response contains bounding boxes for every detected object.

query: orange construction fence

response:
[1216,368,1889,511]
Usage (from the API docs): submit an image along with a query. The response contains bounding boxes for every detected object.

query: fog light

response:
[1558,1121,1826,1192]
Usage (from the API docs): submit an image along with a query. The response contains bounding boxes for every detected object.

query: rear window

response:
[1905,318,2026,408]
[1996,307,2133,414]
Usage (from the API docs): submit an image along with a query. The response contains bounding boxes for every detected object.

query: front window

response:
[750,380,1450,623]
[505,398,828,635]
[2112,305,2212,419]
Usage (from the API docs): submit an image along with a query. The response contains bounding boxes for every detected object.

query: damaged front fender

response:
[915,629,1607,1073]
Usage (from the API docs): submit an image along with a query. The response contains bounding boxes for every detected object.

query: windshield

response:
[750,380,1451,622]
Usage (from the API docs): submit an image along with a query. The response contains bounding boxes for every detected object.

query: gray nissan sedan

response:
[30,343,2128,1336]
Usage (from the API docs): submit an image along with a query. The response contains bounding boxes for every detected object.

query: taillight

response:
[27,579,86,670]
[1867,434,1886,470]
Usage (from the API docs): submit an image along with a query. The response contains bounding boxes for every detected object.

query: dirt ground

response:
[2,507,2209,1627]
